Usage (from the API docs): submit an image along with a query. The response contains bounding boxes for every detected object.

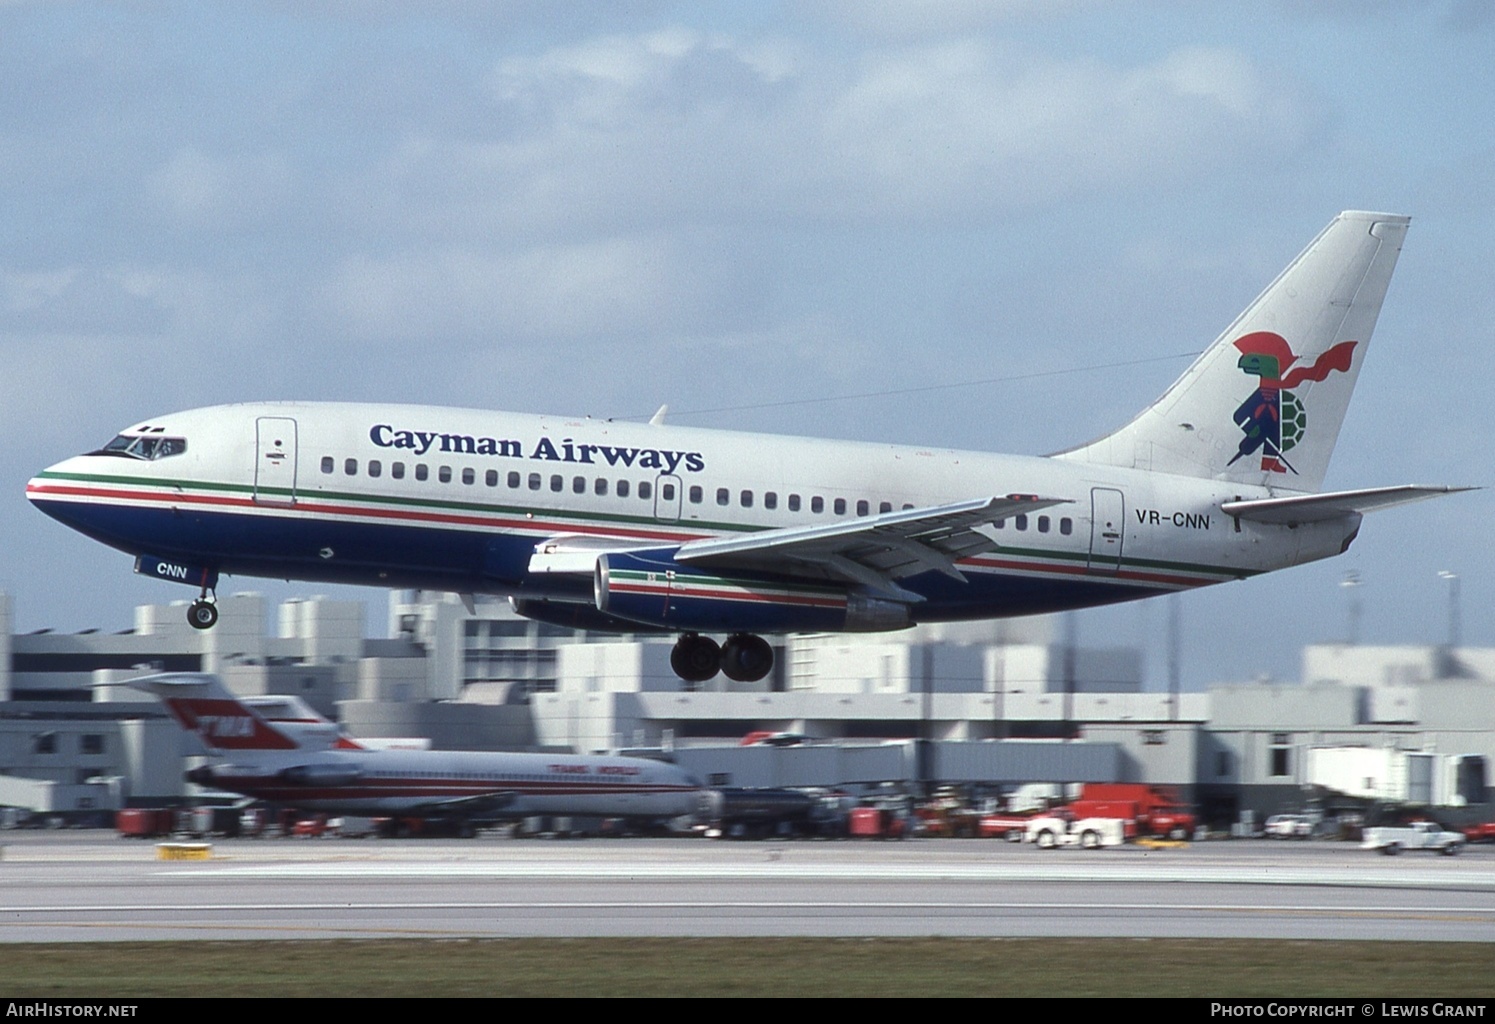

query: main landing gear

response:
[671,632,774,684]
[187,588,218,630]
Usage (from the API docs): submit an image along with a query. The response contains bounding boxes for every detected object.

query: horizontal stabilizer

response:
[677,494,1071,594]
[1221,485,1475,525]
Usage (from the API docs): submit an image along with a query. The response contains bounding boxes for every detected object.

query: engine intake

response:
[276,763,365,787]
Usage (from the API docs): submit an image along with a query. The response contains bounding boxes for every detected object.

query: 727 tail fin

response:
[1055,211,1410,492]
[128,673,300,751]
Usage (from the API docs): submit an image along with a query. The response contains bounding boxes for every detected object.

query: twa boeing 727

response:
[132,673,708,829]
[28,212,1467,684]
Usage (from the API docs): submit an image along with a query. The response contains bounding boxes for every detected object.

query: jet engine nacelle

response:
[275,762,365,787]
[593,549,910,633]
[185,763,270,787]
[188,760,362,789]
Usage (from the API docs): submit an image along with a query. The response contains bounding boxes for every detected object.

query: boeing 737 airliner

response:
[132,673,709,830]
[28,212,1467,683]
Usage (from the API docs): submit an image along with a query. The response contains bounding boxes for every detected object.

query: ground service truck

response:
[1360,821,1465,855]
[1065,784,1195,839]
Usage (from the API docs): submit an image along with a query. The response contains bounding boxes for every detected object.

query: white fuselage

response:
[27,401,1358,625]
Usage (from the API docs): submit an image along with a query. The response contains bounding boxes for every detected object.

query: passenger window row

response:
[321,456,664,500]
[317,455,1073,535]
[712,488,908,517]
[993,514,1074,535]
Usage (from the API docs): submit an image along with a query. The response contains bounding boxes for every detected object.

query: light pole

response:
[1061,611,1077,740]
[1340,571,1362,646]
[1167,594,1181,723]
[1438,570,1461,648]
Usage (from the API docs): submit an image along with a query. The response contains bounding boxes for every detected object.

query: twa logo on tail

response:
[1228,332,1357,475]
[196,714,255,739]
[160,696,298,751]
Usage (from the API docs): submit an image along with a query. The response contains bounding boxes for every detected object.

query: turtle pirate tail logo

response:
[1227,331,1357,474]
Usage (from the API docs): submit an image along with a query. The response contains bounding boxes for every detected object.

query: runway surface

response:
[2,832,1494,943]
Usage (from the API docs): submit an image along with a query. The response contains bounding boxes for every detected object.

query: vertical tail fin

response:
[243,695,366,750]
[127,673,300,751]
[1055,211,1410,492]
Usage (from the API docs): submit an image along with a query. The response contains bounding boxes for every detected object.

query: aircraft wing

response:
[676,494,1071,596]
[1221,485,1476,526]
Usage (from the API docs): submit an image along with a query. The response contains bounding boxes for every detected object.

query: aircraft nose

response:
[27,456,93,527]
[26,464,65,511]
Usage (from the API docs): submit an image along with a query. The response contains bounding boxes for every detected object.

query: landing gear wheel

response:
[187,599,219,630]
[670,634,721,683]
[720,633,774,683]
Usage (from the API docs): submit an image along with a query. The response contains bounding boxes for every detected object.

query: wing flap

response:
[1221,485,1474,525]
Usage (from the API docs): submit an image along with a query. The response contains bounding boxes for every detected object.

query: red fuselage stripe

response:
[26,482,706,545]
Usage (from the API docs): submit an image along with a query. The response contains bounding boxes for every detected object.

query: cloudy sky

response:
[3,1,1492,688]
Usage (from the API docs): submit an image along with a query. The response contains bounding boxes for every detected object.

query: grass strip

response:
[2,938,1493,998]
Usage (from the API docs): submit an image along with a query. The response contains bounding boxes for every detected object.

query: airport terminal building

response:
[0,589,1489,827]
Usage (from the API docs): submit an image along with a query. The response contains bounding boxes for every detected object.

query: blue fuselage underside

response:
[34,498,1164,626]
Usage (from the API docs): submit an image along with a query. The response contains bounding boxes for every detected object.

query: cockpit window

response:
[93,435,188,461]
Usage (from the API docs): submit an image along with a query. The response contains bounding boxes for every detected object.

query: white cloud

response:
[321,235,715,342]
[0,332,143,441]
[147,146,295,229]
[811,0,1105,38]
[1,266,169,334]
[338,31,1318,239]
[3,268,74,310]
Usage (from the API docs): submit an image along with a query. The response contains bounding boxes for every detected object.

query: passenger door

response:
[254,417,298,506]
[654,474,682,522]
[1087,487,1124,573]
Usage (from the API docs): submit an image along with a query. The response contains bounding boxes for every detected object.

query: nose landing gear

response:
[187,586,218,630]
